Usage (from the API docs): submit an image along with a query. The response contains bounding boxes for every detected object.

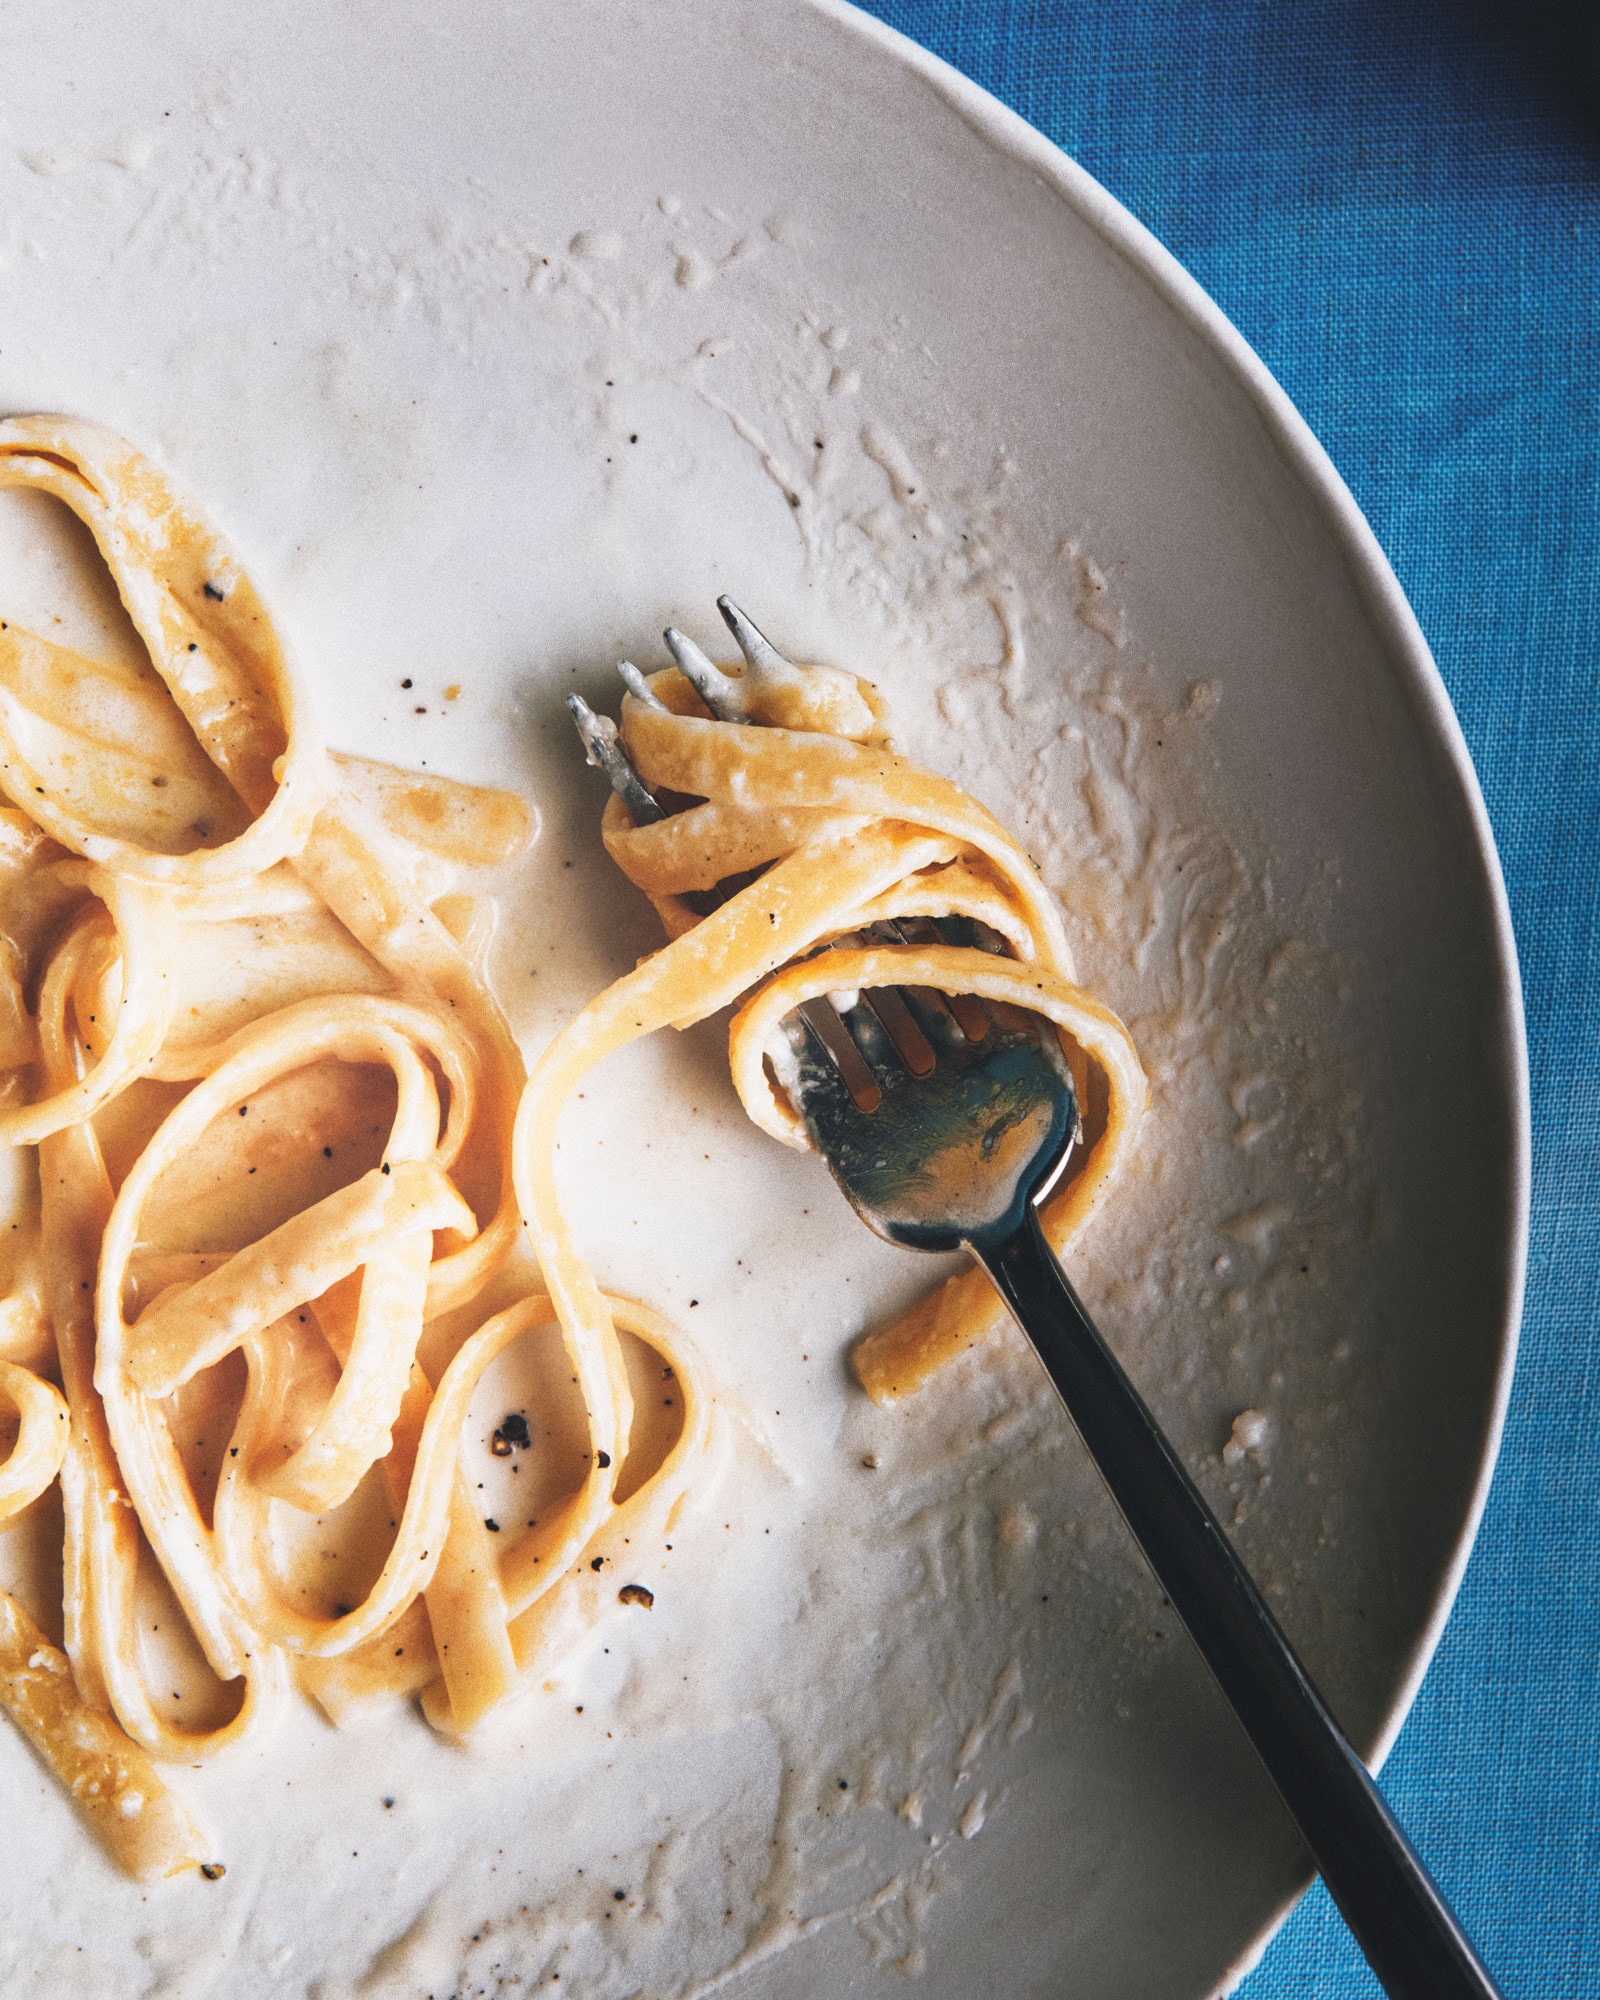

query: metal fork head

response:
[567,616,1079,1259]
[785,999,1081,1256]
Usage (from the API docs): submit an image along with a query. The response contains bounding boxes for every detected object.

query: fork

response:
[568,604,1505,2000]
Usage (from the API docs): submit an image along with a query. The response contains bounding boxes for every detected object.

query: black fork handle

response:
[971,1204,1503,2000]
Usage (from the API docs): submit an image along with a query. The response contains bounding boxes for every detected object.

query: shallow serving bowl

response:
[0,4,1526,1995]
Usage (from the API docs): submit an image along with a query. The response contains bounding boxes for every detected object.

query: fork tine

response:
[617,658,668,710]
[820,925,934,1077]
[788,1008,877,1133]
[797,999,881,1112]
[933,912,1010,959]
[863,988,936,1074]
[855,921,950,1071]
[566,694,666,826]
[836,993,908,1083]
[664,625,743,721]
[716,596,790,682]
[894,975,978,1057]
[896,916,993,1044]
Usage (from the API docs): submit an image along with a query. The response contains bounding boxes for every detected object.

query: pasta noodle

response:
[0,1591,208,1882]
[0,418,708,1873]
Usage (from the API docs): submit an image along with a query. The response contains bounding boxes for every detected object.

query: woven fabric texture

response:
[853,3,1599,1993]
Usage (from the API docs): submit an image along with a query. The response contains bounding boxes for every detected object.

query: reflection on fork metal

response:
[787,998,1080,1254]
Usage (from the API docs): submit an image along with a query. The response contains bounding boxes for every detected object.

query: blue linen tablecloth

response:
[856,4,1600,1992]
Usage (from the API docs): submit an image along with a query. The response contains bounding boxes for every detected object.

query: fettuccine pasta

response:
[0,418,710,1876]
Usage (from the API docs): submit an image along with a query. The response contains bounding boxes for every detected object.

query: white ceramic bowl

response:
[0,4,1526,1995]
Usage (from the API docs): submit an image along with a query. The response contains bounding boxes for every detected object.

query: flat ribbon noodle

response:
[0,860,175,1148]
[0,415,321,883]
[0,1592,209,1881]
[0,1358,68,1519]
[295,784,526,1314]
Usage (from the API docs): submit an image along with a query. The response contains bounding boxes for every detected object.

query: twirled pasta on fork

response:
[524,600,1146,1426]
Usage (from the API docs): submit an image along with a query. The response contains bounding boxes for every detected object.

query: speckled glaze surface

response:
[0,4,1525,1996]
